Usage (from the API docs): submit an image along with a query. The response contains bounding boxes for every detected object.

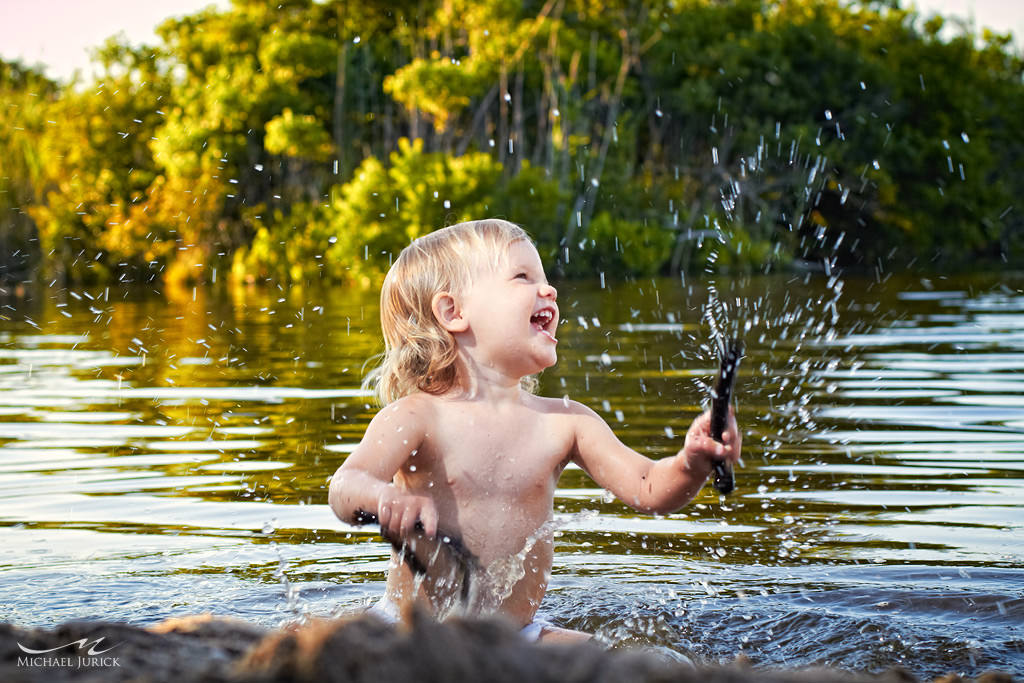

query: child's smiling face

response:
[460,239,559,377]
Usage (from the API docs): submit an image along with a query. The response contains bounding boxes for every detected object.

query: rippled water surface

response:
[1,272,1022,678]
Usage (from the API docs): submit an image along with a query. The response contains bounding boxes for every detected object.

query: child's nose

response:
[540,283,557,300]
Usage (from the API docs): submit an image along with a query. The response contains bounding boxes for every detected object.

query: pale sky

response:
[0,0,230,82]
[0,0,1021,83]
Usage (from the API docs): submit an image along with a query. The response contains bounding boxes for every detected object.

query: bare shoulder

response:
[371,392,436,431]
[525,394,602,426]
[540,397,620,448]
[344,392,436,473]
[390,391,436,411]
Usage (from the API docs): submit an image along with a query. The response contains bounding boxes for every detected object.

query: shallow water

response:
[0,272,1022,678]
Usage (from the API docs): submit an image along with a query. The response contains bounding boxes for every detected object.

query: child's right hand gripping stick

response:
[710,340,743,495]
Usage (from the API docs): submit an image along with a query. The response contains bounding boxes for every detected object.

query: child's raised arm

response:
[327,395,438,539]
[568,401,741,514]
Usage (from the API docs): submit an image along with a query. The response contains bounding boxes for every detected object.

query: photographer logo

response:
[17,636,121,669]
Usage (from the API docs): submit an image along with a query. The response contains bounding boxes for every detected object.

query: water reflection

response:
[0,272,1022,677]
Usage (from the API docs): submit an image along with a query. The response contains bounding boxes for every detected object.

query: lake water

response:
[0,271,1021,678]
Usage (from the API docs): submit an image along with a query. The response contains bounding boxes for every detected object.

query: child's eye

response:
[514,272,529,280]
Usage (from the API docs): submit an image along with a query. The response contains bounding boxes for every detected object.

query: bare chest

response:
[405,408,571,504]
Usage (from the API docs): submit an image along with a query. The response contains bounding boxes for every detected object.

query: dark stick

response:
[710,339,743,495]
[352,509,478,603]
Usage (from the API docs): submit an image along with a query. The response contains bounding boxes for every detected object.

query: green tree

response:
[23,40,173,285]
[5,0,1023,287]
[0,60,57,283]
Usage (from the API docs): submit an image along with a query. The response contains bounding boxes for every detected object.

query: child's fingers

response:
[726,410,742,459]
[420,503,438,539]
[681,408,742,470]
[687,434,727,458]
[691,411,712,434]
[728,406,739,429]
[399,506,419,537]
[688,433,743,464]
[377,494,393,531]
[377,490,406,539]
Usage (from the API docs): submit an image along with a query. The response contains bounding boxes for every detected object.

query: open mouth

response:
[530,308,558,343]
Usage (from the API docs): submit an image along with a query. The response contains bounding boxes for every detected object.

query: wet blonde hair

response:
[364,219,539,405]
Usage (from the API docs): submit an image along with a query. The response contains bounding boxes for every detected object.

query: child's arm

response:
[568,401,741,514]
[327,395,438,539]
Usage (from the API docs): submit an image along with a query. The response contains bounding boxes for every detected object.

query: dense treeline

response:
[1,0,1022,288]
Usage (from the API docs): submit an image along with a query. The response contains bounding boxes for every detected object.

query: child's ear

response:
[431,291,469,333]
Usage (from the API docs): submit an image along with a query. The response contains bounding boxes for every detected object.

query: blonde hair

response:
[364,219,539,404]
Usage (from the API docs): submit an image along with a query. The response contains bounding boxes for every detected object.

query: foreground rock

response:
[0,611,1015,683]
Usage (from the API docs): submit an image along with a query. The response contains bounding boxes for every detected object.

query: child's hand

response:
[681,407,742,470]
[377,489,438,541]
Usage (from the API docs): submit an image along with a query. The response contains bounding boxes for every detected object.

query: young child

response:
[328,219,741,643]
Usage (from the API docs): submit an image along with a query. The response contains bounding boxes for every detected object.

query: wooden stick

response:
[710,339,743,495]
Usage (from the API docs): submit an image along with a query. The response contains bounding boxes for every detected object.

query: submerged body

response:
[328,221,741,641]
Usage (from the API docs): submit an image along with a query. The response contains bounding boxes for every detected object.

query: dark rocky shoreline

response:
[1,610,1016,683]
